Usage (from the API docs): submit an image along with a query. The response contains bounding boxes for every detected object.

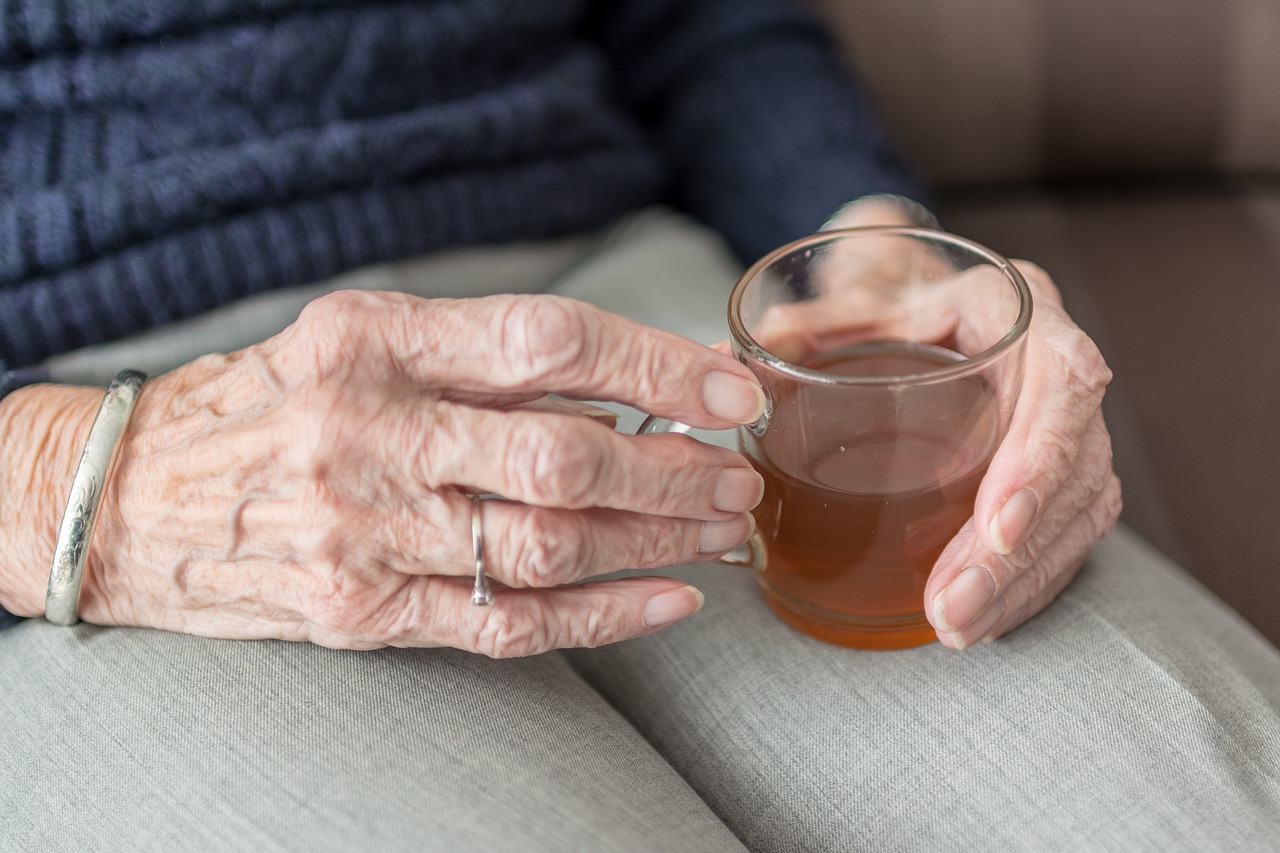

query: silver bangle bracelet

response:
[45,369,148,626]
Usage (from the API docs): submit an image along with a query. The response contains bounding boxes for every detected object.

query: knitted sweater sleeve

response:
[586,0,928,264]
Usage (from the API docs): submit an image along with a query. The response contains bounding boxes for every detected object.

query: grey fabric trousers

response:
[4,210,1279,851]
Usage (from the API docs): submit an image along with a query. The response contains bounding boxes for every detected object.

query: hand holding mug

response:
[653,216,1119,651]
[817,199,1121,648]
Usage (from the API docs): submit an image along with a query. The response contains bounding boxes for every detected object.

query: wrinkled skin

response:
[778,200,1123,648]
[0,293,768,657]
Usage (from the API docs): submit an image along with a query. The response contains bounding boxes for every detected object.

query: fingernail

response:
[643,586,705,628]
[712,467,765,513]
[947,597,1006,651]
[699,514,752,555]
[702,371,766,424]
[933,565,997,633]
[991,488,1038,555]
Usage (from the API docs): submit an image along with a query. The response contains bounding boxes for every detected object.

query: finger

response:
[273,379,762,521]
[235,476,753,590]
[305,574,708,657]
[953,412,1112,581]
[822,195,925,230]
[973,263,1113,557]
[933,472,1122,650]
[927,418,1112,613]
[280,291,765,429]
[926,466,1122,649]
[406,401,763,520]
[299,475,755,588]
[926,415,1113,612]
[482,503,753,588]
[749,299,893,364]
[747,269,987,366]
[817,197,949,299]
[987,474,1122,641]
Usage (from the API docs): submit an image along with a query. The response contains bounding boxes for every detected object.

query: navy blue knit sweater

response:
[0,0,919,384]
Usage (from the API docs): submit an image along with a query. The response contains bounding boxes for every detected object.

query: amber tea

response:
[747,341,998,650]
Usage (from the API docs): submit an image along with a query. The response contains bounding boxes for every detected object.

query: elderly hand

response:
[924,260,1121,649]
[0,292,767,656]
[790,199,1122,649]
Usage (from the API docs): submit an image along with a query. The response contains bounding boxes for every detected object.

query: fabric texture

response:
[3,211,1278,850]
[806,0,1280,187]
[0,0,921,395]
[567,527,1280,851]
[0,624,747,852]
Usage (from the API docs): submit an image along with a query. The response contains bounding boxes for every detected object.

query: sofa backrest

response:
[807,0,1280,188]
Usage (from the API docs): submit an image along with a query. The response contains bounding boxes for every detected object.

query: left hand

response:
[784,199,1123,648]
[924,258,1121,649]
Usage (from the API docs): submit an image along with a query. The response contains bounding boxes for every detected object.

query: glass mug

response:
[642,227,1032,650]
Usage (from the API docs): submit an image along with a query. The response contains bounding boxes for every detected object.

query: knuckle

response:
[293,484,354,564]
[280,384,337,455]
[1029,422,1079,478]
[1075,417,1117,497]
[279,382,386,476]
[507,419,608,507]
[1079,457,1112,498]
[499,513,594,587]
[1056,328,1112,399]
[1003,533,1043,575]
[471,604,552,658]
[648,434,727,514]
[293,291,369,348]
[298,289,385,330]
[576,597,630,649]
[382,504,442,570]
[304,568,391,641]
[635,517,701,567]
[1096,474,1124,532]
[499,296,595,385]
[1072,434,1113,499]
[1005,546,1054,597]
[419,401,471,488]
[388,399,444,492]
[621,340,670,408]
[287,291,412,380]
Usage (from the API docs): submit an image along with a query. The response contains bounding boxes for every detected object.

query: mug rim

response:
[727,226,1034,386]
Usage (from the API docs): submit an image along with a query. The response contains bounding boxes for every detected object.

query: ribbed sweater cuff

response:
[1,367,50,398]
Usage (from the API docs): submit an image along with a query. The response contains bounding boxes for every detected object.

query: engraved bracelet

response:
[45,369,148,626]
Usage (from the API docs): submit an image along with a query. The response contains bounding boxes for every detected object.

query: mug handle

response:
[636,414,762,569]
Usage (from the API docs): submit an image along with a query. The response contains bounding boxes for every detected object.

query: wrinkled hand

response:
[796,200,1122,648]
[925,261,1121,649]
[74,292,766,656]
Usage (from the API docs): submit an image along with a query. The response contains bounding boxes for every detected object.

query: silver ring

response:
[469,495,494,606]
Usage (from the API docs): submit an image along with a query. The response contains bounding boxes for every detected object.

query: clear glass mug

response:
[642,227,1032,650]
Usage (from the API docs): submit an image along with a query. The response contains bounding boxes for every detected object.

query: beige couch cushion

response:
[808,0,1280,186]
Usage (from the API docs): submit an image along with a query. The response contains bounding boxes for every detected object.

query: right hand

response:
[0,292,767,656]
